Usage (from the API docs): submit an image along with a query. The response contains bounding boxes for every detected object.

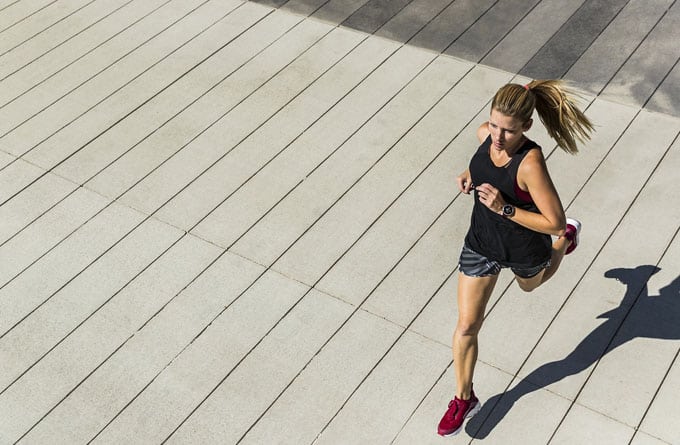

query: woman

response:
[437,80,594,437]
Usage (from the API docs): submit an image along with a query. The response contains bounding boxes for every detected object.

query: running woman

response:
[437,80,594,437]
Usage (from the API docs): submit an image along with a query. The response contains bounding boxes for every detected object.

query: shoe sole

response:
[439,401,482,437]
[566,218,581,255]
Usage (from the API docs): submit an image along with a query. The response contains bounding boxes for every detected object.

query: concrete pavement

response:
[0,0,679,443]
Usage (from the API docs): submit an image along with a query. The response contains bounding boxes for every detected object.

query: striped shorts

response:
[458,245,550,279]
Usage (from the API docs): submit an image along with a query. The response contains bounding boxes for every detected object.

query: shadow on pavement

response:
[466,264,680,438]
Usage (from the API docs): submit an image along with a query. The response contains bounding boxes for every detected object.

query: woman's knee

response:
[517,278,539,292]
[455,317,483,337]
[516,271,545,292]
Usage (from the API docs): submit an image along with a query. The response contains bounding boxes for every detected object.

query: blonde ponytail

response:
[491,80,594,154]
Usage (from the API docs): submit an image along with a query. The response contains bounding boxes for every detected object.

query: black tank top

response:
[464,135,551,268]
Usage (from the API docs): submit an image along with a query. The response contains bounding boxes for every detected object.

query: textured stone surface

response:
[1,1,678,443]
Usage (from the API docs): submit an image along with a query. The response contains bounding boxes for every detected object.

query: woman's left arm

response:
[511,149,566,236]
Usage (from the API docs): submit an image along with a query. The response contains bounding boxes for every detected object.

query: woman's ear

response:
[523,118,533,132]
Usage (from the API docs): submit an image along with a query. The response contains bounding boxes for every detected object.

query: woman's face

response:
[488,109,531,153]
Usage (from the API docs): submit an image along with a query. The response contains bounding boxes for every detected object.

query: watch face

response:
[503,205,514,216]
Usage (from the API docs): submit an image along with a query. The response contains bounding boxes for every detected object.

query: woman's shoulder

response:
[476,122,490,143]
[518,144,548,177]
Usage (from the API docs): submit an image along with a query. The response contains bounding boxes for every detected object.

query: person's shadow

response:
[466,265,680,438]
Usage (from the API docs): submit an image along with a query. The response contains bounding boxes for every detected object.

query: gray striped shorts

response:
[458,245,550,279]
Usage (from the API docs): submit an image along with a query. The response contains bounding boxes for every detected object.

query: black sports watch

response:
[502,204,515,217]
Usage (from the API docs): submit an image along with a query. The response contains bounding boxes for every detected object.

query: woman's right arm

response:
[456,122,488,194]
[456,168,473,194]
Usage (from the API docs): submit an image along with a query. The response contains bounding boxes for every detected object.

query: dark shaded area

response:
[342,0,413,35]
[245,0,680,115]
[443,0,540,61]
[520,0,629,79]
[466,265,680,438]
[373,0,453,44]
[392,0,496,53]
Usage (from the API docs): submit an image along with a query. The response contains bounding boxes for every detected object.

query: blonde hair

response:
[491,80,594,154]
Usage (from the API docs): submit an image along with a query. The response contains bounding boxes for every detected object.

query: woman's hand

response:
[475,183,505,214]
[456,170,474,194]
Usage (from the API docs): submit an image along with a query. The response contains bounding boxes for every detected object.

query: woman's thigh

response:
[457,272,498,329]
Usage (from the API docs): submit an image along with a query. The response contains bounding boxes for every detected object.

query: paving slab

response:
[0,0,94,52]
[0,201,144,335]
[0,171,76,244]
[357,182,469,328]
[0,0,55,32]
[313,331,450,444]
[0,217,182,393]
[228,48,452,266]
[469,378,572,443]
[633,232,680,445]
[638,333,680,443]
[0,0,22,9]
[17,251,262,444]
[190,40,427,249]
[0,157,46,204]
[0,186,109,287]
[166,289,354,444]
[117,19,351,216]
[0,233,219,442]
[51,0,274,186]
[0,0,93,54]
[408,0,493,54]
[24,0,249,172]
[154,32,390,231]
[0,149,13,167]
[646,57,680,117]
[19,0,241,168]
[519,0,630,80]
[341,0,410,35]
[313,120,474,307]
[480,0,586,73]
[277,0,328,18]
[0,0,130,63]
[0,0,167,89]
[80,7,302,197]
[311,0,368,25]
[236,309,403,445]
[600,0,680,109]
[444,0,541,62]
[565,0,673,96]
[374,0,452,44]
[550,403,635,444]
[546,97,636,206]
[631,431,674,445]
[0,0,210,150]
[89,269,311,443]
[408,269,458,347]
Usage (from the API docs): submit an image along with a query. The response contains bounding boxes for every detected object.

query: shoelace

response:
[446,400,460,418]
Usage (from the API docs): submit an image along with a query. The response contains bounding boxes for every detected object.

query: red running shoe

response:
[565,218,582,255]
[437,390,481,436]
